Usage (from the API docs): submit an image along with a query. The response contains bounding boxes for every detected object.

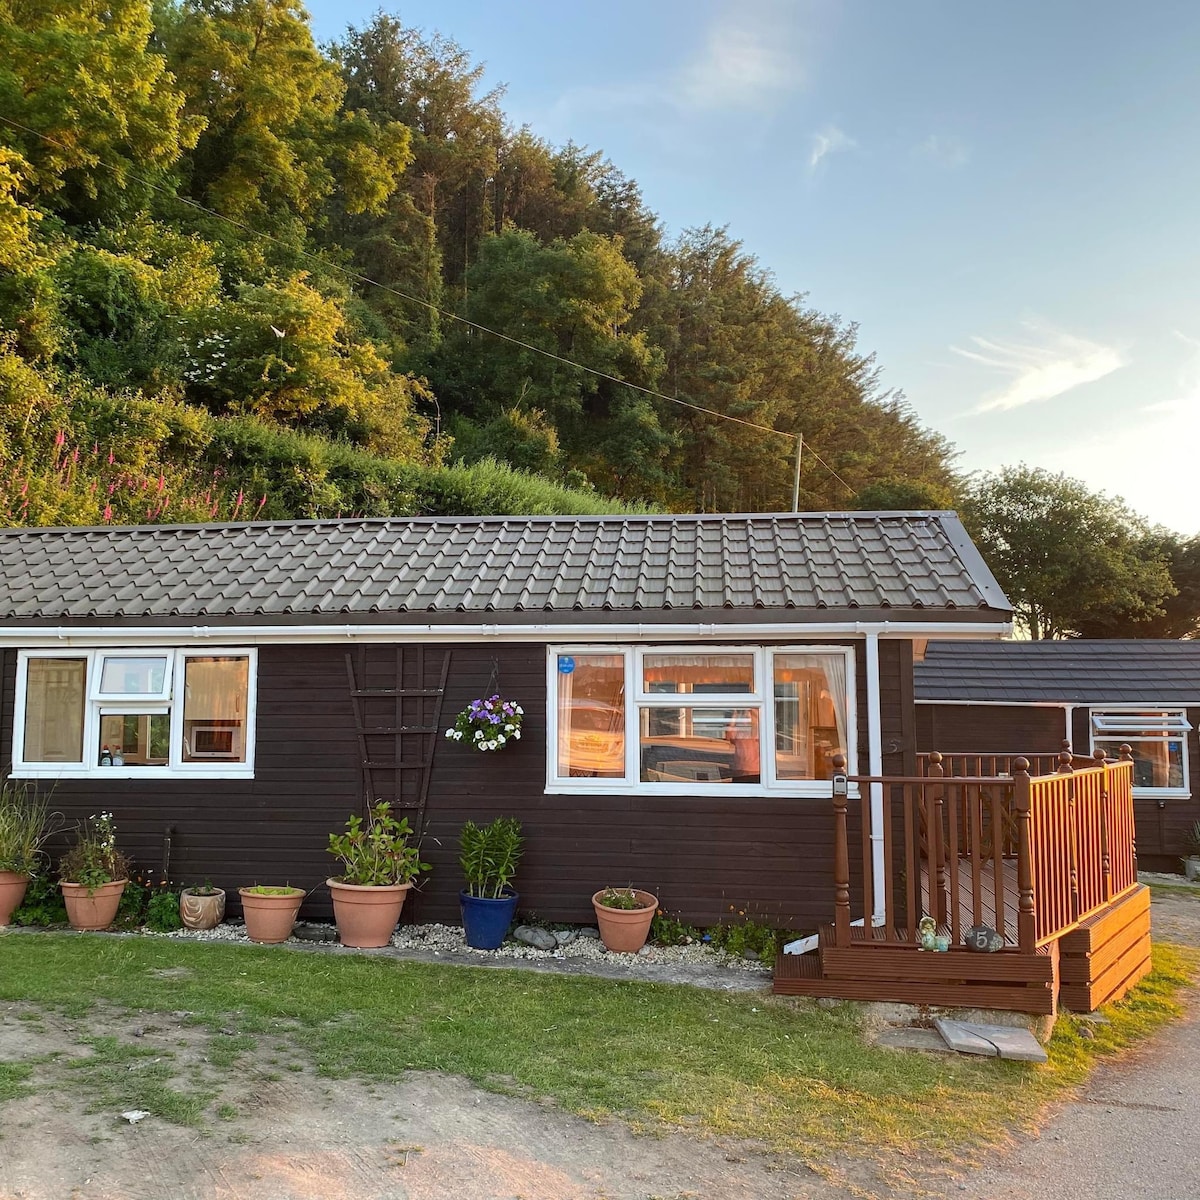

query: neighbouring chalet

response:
[0,511,1008,930]
[915,638,1200,871]
[0,513,1152,1015]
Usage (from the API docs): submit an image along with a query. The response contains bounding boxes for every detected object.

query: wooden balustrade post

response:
[1094,747,1112,902]
[1120,743,1138,876]
[1058,748,1080,921]
[1013,757,1037,952]
[929,755,949,925]
[831,753,851,947]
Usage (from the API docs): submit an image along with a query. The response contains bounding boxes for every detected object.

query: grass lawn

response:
[0,932,1193,1167]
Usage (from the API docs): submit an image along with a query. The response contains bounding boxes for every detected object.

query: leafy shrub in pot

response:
[459,817,523,950]
[238,884,305,943]
[326,802,431,948]
[0,783,54,926]
[58,812,132,931]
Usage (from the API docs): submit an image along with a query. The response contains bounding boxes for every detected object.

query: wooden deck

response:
[774,750,1150,1014]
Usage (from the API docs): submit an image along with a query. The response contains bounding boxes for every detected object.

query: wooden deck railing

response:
[831,748,1137,953]
[916,746,1096,779]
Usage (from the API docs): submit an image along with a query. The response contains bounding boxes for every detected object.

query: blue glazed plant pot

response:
[460,887,520,950]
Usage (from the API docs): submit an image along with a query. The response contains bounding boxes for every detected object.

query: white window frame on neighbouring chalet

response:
[545,644,857,796]
[12,647,257,780]
[1090,706,1191,799]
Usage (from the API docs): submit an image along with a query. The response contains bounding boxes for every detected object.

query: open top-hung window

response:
[549,645,855,793]
[1091,709,1191,794]
[15,648,256,777]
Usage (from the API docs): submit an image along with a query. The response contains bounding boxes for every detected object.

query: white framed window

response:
[1090,708,1191,797]
[547,645,856,795]
[13,648,257,779]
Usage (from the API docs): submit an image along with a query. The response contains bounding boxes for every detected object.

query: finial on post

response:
[1093,747,1107,764]
[1012,756,1030,776]
[1119,743,1133,762]
[831,753,847,775]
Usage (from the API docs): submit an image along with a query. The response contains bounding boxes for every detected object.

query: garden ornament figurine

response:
[918,914,939,951]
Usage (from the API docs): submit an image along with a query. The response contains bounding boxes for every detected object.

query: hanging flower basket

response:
[445,696,524,752]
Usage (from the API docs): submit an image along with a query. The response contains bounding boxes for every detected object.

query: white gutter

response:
[865,632,885,923]
[0,619,1012,648]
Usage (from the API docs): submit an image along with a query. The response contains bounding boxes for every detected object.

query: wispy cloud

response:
[809,125,856,171]
[543,4,804,131]
[915,134,969,169]
[675,13,798,111]
[952,322,1126,414]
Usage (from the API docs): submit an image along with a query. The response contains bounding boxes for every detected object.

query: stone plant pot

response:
[180,887,226,931]
[61,880,128,931]
[1183,856,1200,882]
[238,887,304,944]
[0,870,30,926]
[327,879,412,948]
[591,889,658,953]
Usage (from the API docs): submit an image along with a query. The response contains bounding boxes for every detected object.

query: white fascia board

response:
[0,619,1012,648]
[916,698,1200,708]
[914,699,1073,708]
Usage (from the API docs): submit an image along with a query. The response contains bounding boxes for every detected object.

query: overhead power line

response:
[0,113,857,497]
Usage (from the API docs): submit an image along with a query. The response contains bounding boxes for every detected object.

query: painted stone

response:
[964,924,1004,953]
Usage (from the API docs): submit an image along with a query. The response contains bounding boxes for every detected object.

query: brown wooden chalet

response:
[0,512,1149,1014]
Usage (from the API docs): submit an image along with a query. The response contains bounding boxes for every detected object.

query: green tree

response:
[960,466,1175,639]
[0,0,195,220]
[163,0,409,231]
[1073,530,1200,639]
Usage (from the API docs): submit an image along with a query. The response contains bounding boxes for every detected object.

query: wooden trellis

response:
[344,646,452,826]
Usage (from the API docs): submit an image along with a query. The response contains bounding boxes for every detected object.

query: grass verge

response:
[0,933,1192,1165]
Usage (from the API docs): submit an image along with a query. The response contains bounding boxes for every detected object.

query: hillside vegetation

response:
[0,0,957,524]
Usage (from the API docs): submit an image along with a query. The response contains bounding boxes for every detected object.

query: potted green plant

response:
[238,885,305,943]
[180,881,226,930]
[0,783,53,926]
[592,886,658,953]
[1182,821,1200,882]
[459,817,523,949]
[59,812,132,931]
[326,802,430,948]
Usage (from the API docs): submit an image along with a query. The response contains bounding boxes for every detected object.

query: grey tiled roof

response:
[0,511,1011,625]
[916,640,1200,704]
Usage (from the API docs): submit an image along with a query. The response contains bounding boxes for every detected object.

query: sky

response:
[303,0,1200,533]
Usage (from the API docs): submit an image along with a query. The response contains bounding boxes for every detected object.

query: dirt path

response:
[0,1002,846,1200]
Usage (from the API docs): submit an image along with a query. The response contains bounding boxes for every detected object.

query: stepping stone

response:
[933,1018,1048,1063]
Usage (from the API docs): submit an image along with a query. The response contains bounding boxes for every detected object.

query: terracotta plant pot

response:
[180,887,226,931]
[327,879,412,948]
[591,889,658,953]
[0,870,30,926]
[61,880,128,931]
[238,887,304,944]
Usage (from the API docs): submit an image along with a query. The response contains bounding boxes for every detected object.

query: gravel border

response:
[153,919,774,992]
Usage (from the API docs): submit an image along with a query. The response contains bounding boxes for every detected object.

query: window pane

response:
[642,654,754,694]
[640,707,759,783]
[183,656,249,763]
[557,654,624,777]
[773,654,849,781]
[24,658,86,762]
[1096,736,1185,789]
[99,713,170,766]
[98,655,169,696]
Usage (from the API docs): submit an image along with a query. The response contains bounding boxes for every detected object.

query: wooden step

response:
[773,952,1056,1014]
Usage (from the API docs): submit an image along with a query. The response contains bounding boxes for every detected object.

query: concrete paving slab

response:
[874,1026,957,1054]
[934,1018,1048,1062]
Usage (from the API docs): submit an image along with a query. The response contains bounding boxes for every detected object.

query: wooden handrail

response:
[828,747,1138,955]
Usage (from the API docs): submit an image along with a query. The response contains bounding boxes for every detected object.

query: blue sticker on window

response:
[558,655,576,675]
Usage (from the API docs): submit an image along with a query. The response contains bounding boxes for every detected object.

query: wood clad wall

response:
[915,702,1066,754]
[2,636,917,931]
